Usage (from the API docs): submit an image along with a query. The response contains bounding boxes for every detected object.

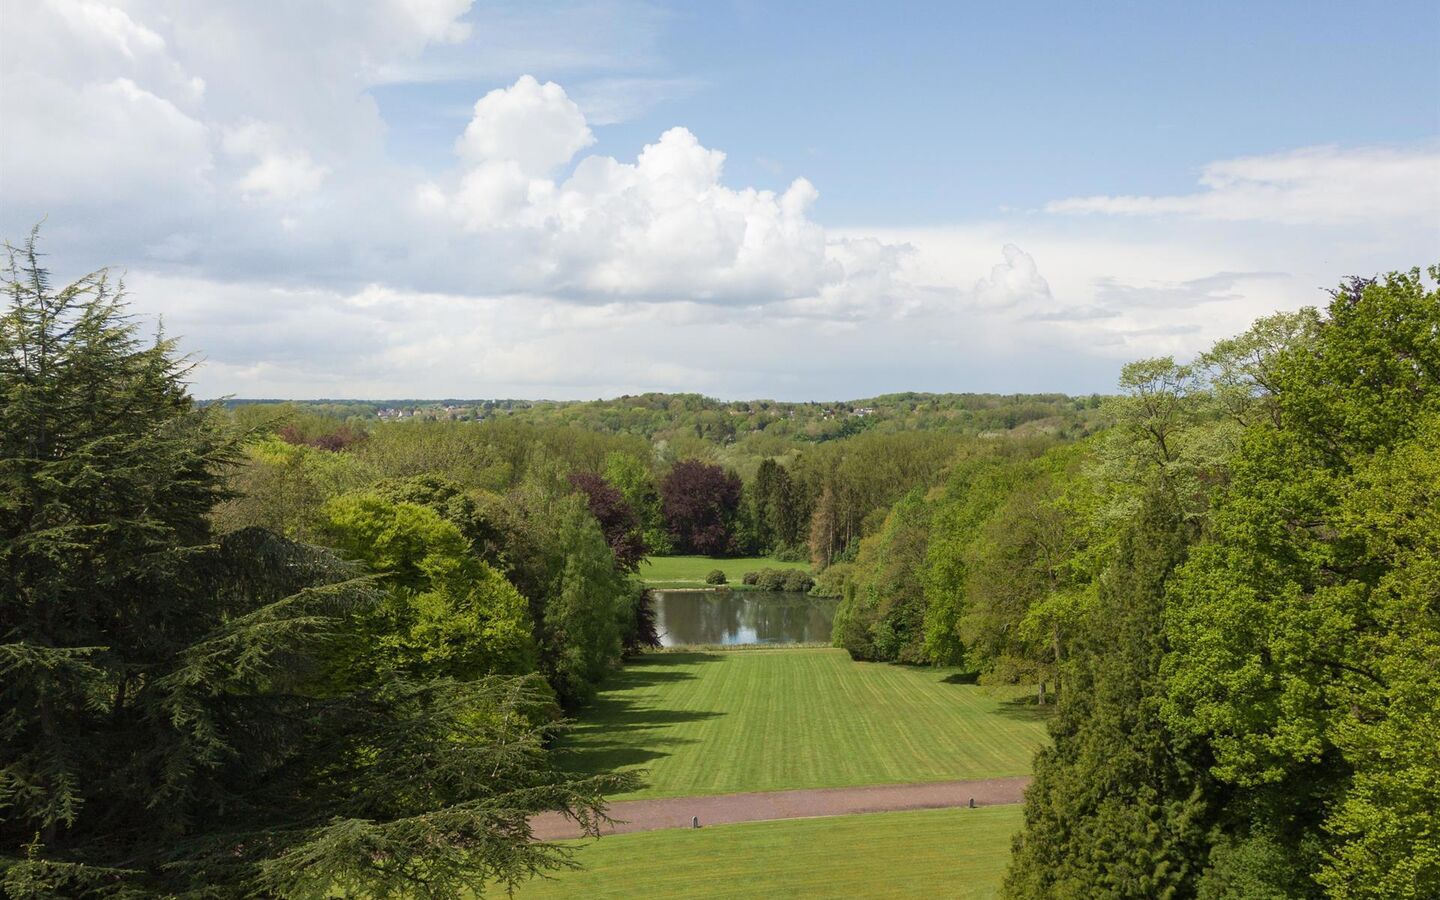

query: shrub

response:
[811,561,855,598]
[705,569,727,585]
[782,569,815,592]
[741,570,760,585]
[756,568,787,591]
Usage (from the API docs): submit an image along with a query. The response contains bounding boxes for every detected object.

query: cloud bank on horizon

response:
[2,0,1436,400]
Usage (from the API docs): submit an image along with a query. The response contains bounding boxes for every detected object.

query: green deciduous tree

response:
[321,492,537,683]
[1164,269,1440,899]
[604,450,671,555]
[832,488,931,662]
[959,447,1090,703]
[921,443,1047,666]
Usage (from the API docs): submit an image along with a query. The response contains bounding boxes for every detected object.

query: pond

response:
[652,589,839,647]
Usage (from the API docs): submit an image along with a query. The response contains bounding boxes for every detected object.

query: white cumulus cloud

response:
[456,75,594,174]
[427,78,863,304]
[223,122,329,202]
[972,243,1053,309]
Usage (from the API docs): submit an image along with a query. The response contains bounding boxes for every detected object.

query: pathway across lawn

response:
[531,775,1031,840]
[559,647,1049,800]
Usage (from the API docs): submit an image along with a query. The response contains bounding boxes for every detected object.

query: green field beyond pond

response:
[640,555,813,586]
[561,648,1048,799]
[511,805,1022,899]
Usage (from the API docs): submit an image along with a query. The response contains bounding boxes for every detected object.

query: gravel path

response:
[530,776,1031,840]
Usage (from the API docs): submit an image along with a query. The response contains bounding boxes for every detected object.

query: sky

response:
[2,0,1438,401]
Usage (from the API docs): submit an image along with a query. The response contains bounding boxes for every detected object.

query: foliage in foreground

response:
[1003,268,1440,898]
[0,233,635,897]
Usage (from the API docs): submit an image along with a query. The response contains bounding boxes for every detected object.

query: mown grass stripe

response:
[561,648,1049,800]
[507,805,1023,899]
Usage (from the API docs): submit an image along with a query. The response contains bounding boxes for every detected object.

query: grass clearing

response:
[511,805,1022,899]
[561,647,1048,799]
[640,555,812,586]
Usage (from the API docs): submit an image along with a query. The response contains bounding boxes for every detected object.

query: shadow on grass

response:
[556,734,698,773]
[940,671,980,685]
[600,652,724,689]
[991,695,1056,722]
[559,652,728,776]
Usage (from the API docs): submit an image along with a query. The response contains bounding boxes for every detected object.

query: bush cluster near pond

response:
[559,648,1048,800]
[641,555,813,587]
[740,567,814,592]
[510,805,1022,899]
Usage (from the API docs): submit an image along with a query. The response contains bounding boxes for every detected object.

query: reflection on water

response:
[653,589,838,647]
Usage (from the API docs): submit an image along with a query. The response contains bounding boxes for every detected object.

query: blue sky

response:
[374,1,1440,221]
[2,1,1437,399]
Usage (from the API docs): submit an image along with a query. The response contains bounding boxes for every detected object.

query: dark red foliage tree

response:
[277,422,366,452]
[568,471,648,573]
[659,459,743,556]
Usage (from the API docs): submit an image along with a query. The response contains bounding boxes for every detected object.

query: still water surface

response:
[653,589,838,647]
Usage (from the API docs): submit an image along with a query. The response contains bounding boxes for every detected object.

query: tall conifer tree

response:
[0,231,631,897]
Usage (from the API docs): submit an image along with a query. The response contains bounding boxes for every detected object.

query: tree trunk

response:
[1052,624,1063,698]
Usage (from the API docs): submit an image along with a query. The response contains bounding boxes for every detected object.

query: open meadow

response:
[511,805,1023,899]
[560,648,1049,799]
[639,555,813,586]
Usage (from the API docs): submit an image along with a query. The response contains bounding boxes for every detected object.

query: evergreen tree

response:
[1005,491,1216,899]
[0,233,632,897]
[1004,354,1224,898]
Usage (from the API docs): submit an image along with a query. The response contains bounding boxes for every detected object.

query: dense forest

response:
[3,227,1435,897]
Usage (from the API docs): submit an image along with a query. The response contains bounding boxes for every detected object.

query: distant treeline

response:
[227,403,1069,567]
[219,390,1107,445]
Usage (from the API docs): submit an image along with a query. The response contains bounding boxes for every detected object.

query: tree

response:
[370,473,511,568]
[659,459,743,555]
[495,460,637,706]
[212,435,372,541]
[920,443,1044,666]
[749,458,804,553]
[542,500,633,704]
[1006,491,1217,898]
[1007,267,1440,898]
[0,233,633,897]
[831,489,931,662]
[1005,348,1227,896]
[623,588,662,656]
[603,451,671,555]
[1163,269,1440,898]
[950,442,1096,702]
[321,492,537,683]
[568,470,648,573]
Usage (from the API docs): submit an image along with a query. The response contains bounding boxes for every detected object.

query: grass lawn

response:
[560,647,1048,799]
[640,555,812,587]
[511,805,1023,899]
